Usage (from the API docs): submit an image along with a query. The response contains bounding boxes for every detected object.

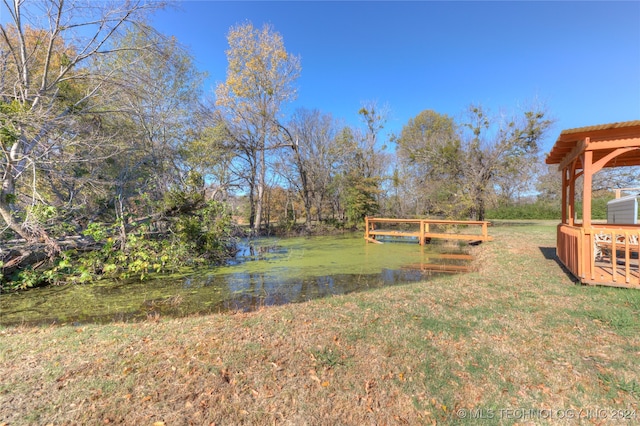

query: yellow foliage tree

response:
[215,22,301,235]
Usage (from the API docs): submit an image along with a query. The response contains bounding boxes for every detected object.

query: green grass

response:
[1,220,639,425]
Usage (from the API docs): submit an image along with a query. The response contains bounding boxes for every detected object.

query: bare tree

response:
[214,22,301,235]
[460,104,554,220]
[0,0,165,248]
[102,28,205,219]
[278,108,341,229]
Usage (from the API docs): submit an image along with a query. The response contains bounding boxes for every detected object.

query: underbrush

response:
[1,200,239,293]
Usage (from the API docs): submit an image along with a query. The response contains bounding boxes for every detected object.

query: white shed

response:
[607,194,639,224]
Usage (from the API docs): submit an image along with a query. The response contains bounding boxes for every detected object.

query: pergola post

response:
[568,161,577,226]
[545,121,640,288]
[582,147,593,229]
[561,168,568,224]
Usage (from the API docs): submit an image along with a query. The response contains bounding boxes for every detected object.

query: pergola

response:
[546,120,640,288]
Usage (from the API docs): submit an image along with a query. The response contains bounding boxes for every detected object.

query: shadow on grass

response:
[490,220,539,227]
[539,246,580,284]
[539,247,556,260]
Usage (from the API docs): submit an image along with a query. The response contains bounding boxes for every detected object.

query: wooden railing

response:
[588,225,640,286]
[557,224,585,280]
[558,223,640,288]
[365,217,492,245]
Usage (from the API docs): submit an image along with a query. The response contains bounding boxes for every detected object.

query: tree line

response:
[1,1,631,290]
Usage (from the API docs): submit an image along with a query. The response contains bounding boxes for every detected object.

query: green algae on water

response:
[0,233,471,326]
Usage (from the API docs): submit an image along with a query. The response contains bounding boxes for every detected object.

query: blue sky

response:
[1,1,637,152]
[151,1,640,153]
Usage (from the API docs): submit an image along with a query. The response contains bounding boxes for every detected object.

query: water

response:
[0,233,471,326]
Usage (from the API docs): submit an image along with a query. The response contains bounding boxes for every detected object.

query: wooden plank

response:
[367,218,424,223]
[557,138,588,171]
[403,263,471,272]
[582,278,640,289]
[367,217,490,226]
[423,253,474,260]
[364,237,383,244]
[365,217,492,244]
[424,232,493,241]
[420,263,470,271]
[368,230,422,237]
[368,231,491,241]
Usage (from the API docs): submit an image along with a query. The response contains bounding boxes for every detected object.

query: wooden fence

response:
[364,217,492,245]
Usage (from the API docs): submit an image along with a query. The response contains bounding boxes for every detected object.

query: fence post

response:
[365,217,370,242]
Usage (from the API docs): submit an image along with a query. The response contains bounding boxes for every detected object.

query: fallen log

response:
[1,236,100,276]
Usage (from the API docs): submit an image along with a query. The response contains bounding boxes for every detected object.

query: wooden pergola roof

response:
[546,120,640,169]
[546,120,640,289]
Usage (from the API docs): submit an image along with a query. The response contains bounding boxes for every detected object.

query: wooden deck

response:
[557,224,640,289]
[588,264,640,288]
[546,121,640,290]
[364,217,493,245]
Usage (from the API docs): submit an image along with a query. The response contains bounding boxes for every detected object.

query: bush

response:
[1,199,238,291]
[486,195,614,221]
[486,201,561,220]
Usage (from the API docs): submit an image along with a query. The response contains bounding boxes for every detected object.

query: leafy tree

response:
[334,126,382,224]
[262,184,298,230]
[536,163,562,203]
[0,0,165,249]
[393,104,553,220]
[181,114,240,202]
[280,108,341,229]
[394,110,461,217]
[460,104,554,220]
[97,28,206,233]
[214,22,301,235]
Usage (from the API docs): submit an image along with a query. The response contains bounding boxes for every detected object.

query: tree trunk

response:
[303,190,312,231]
[253,149,266,236]
[253,183,263,235]
[477,196,485,221]
[0,200,30,241]
[0,164,30,240]
[1,236,100,276]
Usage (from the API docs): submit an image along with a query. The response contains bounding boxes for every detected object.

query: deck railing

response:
[365,217,492,245]
[557,224,585,280]
[557,223,640,288]
[589,225,640,286]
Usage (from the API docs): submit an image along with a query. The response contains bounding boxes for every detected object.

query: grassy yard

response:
[1,220,639,425]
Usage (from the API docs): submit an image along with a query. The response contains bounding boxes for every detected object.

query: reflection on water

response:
[0,234,472,326]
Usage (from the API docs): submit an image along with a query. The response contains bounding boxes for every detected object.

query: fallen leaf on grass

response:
[309,370,321,383]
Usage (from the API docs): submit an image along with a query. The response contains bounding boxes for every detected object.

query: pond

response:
[0,233,472,326]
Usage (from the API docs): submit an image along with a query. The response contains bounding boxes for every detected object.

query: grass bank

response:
[1,220,639,425]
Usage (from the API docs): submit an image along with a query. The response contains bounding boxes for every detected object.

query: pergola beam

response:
[558,138,588,171]
[592,147,638,173]
[587,137,640,151]
[546,120,640,288]
[547,122,640,227]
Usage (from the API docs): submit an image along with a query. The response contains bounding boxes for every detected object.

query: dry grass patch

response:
[1,220,639,425]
